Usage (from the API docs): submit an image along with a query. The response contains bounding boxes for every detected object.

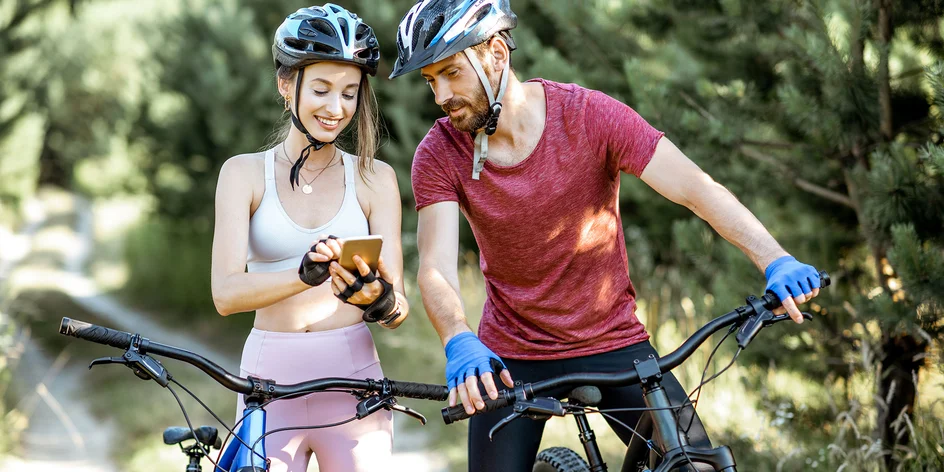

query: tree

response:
[623,0,943,467]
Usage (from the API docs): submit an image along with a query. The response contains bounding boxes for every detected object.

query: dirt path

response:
[1,190,447,471]
[0,192,118,472]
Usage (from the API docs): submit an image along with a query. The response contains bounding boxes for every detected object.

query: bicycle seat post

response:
[574,407,607,471]
[184,446,204,472]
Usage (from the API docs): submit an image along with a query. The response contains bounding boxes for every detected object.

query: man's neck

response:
[486,76,543,147]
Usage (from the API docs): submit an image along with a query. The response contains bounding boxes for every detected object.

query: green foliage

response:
[123,217,214,318]
[4,0,944,469]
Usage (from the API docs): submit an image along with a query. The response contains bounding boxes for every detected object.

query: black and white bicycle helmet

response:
[391,1,517,180]
[271,4,380,190]
[389,0,516,79]
[273,3,380,75]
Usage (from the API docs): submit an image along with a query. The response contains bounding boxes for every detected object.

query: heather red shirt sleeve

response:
[411,127,459,211]
[585,91,664,177]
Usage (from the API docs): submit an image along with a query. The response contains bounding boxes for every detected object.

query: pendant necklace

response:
[281,142,339,195]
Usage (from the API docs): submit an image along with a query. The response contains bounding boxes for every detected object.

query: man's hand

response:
[765,255,821,323]
[444,332,514,415]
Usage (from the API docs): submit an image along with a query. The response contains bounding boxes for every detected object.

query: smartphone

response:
[338,235,383,273]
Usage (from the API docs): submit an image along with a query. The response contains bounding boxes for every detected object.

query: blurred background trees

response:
[2,0,942,470]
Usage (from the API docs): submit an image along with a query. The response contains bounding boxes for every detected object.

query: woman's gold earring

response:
[284,97,291,111]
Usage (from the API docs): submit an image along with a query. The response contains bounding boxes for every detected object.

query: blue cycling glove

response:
[444,332,507,391]
[764,255,820,303]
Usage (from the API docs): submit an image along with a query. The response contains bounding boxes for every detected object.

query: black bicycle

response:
[442,271,831,472]
[58,318,448,472]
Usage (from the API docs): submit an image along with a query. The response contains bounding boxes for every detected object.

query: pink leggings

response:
[236,323,392,472]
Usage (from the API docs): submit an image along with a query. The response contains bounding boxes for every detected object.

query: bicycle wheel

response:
[533,447,591,472]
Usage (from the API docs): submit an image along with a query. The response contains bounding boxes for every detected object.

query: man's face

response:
[420,52,499,133]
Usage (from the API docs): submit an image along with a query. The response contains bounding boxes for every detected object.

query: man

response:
[389,1,822,470]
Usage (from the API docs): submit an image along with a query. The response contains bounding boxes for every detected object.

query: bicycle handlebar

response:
[441,271,831,424]
[59,318,449,402]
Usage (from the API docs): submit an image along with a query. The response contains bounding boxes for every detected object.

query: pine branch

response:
[739,146,855,208]
[678,91,718,122]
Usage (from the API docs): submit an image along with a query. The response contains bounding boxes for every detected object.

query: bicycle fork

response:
[633,355,737,472]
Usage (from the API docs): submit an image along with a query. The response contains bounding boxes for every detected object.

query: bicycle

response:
[58,318,449,472]
[441,271,831,472]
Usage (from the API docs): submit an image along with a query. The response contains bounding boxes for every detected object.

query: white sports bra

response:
[246,148,370,273]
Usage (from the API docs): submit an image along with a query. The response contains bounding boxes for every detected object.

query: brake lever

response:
[738,294,816,349]
[389,403,428,425]
[488,410,522,441]
[89,335,170,387]
[767,312,814,325]
[488,397,565,440]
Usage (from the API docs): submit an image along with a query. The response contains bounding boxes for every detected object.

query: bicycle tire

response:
[533,447,591,472]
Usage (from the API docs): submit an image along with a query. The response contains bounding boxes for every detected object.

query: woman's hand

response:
[299,234,342,286]
[307,234,343,263]
[330,256,405,328]
[329,255,387,305]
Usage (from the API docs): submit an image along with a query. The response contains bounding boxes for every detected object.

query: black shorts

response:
[468,340,712,471]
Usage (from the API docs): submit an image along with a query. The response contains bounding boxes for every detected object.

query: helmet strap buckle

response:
[485,103,502,136]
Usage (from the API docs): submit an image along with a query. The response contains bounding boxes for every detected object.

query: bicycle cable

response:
[170,377,269,467]
[583,408,665,459]
[171,378,356,467]
[166,383,225,471]
[250,416,359,454]
[684,324,738,434]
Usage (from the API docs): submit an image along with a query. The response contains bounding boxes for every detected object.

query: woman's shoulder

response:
[219,151,266,179]
[349,153,399,193]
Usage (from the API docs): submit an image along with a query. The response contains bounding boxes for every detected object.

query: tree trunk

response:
[37,128,69,188]
[876,333,927,469]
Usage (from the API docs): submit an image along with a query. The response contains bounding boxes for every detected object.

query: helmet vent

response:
[424,14,444,48]
[310,6,326,17]
[338,17,350,40]
[305,19,337,38]
[284,37,307,50]
[396,34,406,59]
[411,18,425,52]
[355,23,370,40]
[310,42,340,55]
[468,5,492,28]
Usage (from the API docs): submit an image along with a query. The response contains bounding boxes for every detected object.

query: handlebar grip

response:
[388,381,449,401]
[762,270,831,309]
[442,394,511,425]
[59,317,134,350]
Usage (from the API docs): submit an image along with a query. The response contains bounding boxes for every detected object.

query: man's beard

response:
[442,84,490,133]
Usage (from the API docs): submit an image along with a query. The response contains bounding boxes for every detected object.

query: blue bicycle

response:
[58,318,448,472]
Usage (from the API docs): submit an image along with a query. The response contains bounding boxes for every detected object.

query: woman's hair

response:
[267,64,381,182]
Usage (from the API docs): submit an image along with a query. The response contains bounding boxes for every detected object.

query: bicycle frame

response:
[214,400,267,472]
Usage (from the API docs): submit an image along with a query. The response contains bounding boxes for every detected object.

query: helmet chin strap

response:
[463,49,510,180]
[288,70,334,190]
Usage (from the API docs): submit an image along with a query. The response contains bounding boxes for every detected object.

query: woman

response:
[210,4,408,471]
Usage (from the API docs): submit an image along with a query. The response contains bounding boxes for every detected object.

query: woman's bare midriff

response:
[252,282,364,333]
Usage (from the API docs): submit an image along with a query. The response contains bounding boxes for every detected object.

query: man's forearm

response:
[417,264,472,346]
[687,181,788,271]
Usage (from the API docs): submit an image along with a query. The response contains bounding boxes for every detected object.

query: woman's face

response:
[282,62,362,142]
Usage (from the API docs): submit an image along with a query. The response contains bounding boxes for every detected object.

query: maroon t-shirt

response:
[412,79,664,360]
